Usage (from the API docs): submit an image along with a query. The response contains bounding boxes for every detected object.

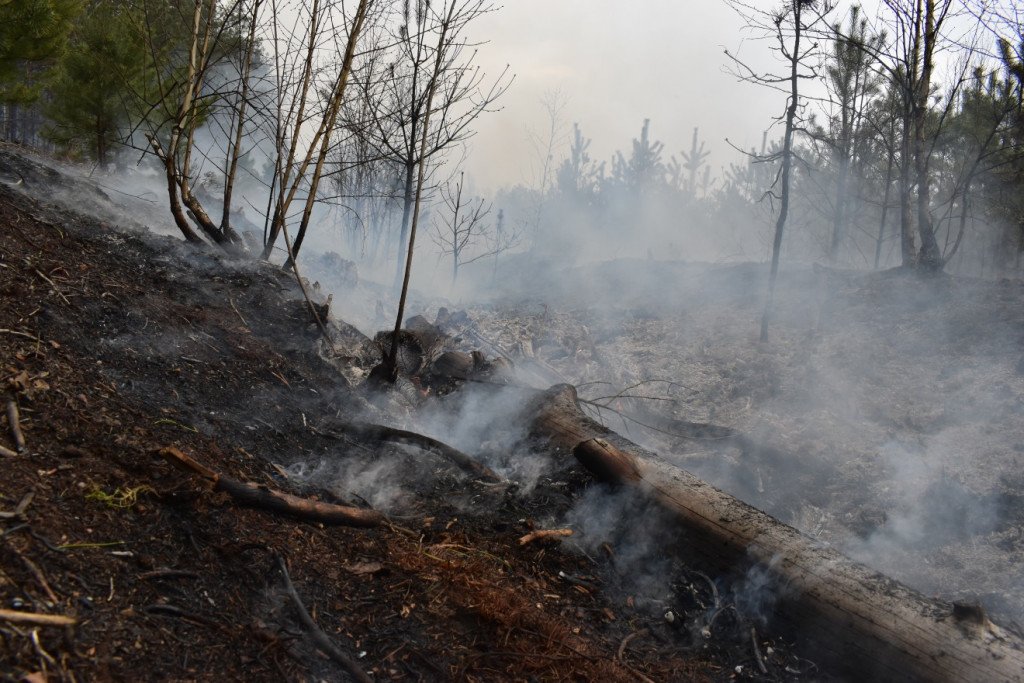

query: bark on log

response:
[527,385,1024,682]
[160,447,383,528]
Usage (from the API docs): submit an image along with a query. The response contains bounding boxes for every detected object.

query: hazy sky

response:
[464,1,785,193]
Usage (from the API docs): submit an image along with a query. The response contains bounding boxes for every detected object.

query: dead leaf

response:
[8,370,29,393]
[343,561,384,576]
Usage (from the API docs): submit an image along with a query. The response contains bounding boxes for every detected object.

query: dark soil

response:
[0,149,797,681]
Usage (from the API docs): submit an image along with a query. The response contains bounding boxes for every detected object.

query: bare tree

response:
[142,0,249,247]
[725,0,834,342]
[261,0,380,265]
[430,170,518,284]
[360,0,510,289]
[382,0,508,382]
[524,88,568,237]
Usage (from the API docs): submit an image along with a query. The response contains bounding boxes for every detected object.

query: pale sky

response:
[463,1,785,193]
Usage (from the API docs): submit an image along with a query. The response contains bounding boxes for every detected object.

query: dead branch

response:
[17,552,58,604]
[322,421,502,483]
[0,491,34,519]
[228,297,248,329]
[159,447,383,528]
[0,329,42,343]
[0,609,75,627]
[33,269,70,305]
[144,603,220,627]
[138,568,201,581]
[275,554,373,683]
[518,528,573,546]
[6,400,26,452]
[616,628,648,662]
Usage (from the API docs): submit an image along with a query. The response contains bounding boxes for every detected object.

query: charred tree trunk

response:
[526,384,1024,682]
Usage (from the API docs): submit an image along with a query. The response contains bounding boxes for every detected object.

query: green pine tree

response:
[0,0,81,104]
[43,0,151,164]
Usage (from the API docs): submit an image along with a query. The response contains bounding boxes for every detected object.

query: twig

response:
[6,400,26,452]
[558,571,598,591]
[0,609,75,627]
[0,491,34,519]
[279,223,333,345]
[229,297,248,328]
[616,628,648,662]
[138,568,200,581]
[144,603,219,627]
[275,555,372,683]
[160,447,383,527]
[694,570,720,609]
[30,628,57,666]
[0,444,17,458]
[0,329,41,343]
[18,553,59,604]
[751,627,769,675]
[518,528,573,546]
[33,269,71,305]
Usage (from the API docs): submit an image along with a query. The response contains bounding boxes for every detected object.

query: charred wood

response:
[159,447,383,528]
[526,384,1024,682]
[320,421,502,483]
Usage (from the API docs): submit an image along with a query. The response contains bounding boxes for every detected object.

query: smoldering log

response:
[526,384,1024,683]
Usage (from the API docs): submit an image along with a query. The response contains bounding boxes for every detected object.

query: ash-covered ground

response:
[429,256,1024,628]
[3,142,1023,682]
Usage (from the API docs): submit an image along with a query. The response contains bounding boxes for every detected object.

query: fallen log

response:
[527,385,1024,682]
[159,447,383,528]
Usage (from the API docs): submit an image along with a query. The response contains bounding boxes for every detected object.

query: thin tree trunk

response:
[387,1,456,382]
[874,144,896,269]
[262,0,322,258]
[760,0,801,343]
[393,153,417,290]
[914,0,942,269]
[286,0,374,266]
[221,0,261,240]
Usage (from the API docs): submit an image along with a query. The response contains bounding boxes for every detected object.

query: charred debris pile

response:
[1,149,1023,681]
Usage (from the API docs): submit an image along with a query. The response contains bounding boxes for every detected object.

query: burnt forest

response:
[1,0,1024,681]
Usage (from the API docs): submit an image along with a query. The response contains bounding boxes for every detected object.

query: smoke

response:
[285,450,428,513]
[415,382,555,495]
[558,485,677,601]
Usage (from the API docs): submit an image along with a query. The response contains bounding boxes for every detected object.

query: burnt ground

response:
[0,149,828,681]
[467,247,1024,631]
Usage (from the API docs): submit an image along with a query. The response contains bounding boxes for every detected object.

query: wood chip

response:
[518,528,573,546]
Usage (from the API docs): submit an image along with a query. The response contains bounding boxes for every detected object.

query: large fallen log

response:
[527,385,1024,682]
